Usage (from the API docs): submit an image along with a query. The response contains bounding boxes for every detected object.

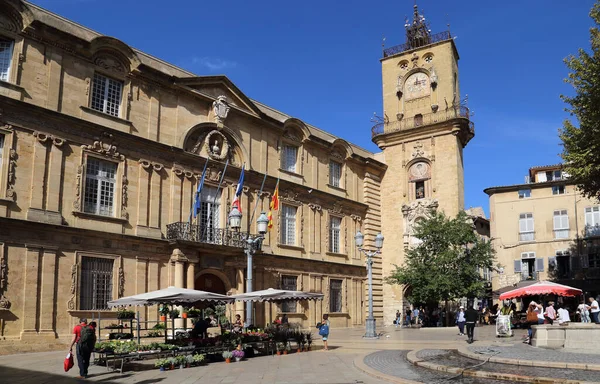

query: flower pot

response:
[276,351,281,356]
[160,315,166,321]
[235,357,242,362]
[159,367,165,371]
[225,358,231,363]
[182,313,188,319]
[297,348,302,353]
[170,364,174,370]
[283,350,288,355]
[186,364,190,368]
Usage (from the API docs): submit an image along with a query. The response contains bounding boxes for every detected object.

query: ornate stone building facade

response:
[373,5,475,323]
[0,1,387,351]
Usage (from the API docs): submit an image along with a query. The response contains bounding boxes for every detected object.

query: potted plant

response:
[182,307,189,319]
[232,349,245,362]
[187,308,201,318]
[154,358,169,371]
[222,351,233,363]
[176,355,187,369]
[294,332,304,353]
[167,357,177,370]
[305,332,312,351]
[159,306,169,321]
[116,309,136,320]
[169,309,180,319]
[192,353,205,366]
[276,342,285,356]
[284,343,290,355]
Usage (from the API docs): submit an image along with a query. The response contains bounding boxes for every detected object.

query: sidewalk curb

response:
[407,348,597,384]
[456,346,600,372]
[353,353,422,384]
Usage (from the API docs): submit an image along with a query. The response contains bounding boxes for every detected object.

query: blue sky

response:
[32,0,596,216]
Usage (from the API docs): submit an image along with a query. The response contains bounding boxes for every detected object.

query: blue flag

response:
[193,160,209,219]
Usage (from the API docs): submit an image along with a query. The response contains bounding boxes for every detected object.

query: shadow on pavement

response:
[0,365,165,383]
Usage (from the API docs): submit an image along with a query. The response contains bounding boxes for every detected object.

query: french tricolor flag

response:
[232,165,245,213]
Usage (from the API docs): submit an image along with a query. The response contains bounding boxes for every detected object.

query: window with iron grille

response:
[80,256,114,310]
[0,39,13,82]
[329,279,343,313]
[518,213,534,242]
[280,204,297,245]
[329,160,342,188]
[199,186,221,243]
[553,210,569,239]
[91,73,123,117]
[281,275,297,313]
[281,145,298,173]
[84,157,117,216]
[329,216,341,253]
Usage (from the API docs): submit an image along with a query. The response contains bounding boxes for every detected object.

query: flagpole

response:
[249,172,268,226]
[189,157,210,225]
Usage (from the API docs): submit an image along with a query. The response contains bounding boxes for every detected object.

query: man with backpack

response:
[69,318,96,379]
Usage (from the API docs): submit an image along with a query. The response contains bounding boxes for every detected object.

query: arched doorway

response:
[195,273,227,294]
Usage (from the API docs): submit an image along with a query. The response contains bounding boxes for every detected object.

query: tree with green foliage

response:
[386,211,496,307]
[560,1,600,201]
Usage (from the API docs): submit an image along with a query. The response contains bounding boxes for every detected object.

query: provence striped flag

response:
[267,179,280,231]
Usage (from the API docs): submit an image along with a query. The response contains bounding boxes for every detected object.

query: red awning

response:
[498,281,583,300]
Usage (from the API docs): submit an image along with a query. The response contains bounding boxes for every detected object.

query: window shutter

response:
[514,260,522,273]
[535,258,544,272]
[537,171,547,182]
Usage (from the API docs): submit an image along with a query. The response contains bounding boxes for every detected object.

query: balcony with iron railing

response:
[371,106,473,139]
[520,271,539,282]
[166,222,260,250]
[383,31,452,58]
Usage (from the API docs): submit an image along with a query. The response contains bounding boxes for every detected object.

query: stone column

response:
[29,135,49,210]
[186,261,196,290]
[170,249,188,330]
[21,246,42,340]
[39,248,58,338]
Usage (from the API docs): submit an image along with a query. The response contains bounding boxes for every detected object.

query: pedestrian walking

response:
[395,310,401,327]
[456,306,466,336]
[412,307,420,326]
[589,297,599,324]
[317,314,330,351]
[465,305,478,343]
[69,318,96,379]
[404,307,412,327]
[577,300,590,323]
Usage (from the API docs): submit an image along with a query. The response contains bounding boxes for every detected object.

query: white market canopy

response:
[107,286,233,307]
[229,288,324,302]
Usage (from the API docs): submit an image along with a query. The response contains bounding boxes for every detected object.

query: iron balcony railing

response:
[383,31,452,58]
[371,106,472,138]
[520,271,539,282]
[166,222,259,249]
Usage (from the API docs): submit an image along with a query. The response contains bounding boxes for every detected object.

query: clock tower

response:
[373,4,474,324]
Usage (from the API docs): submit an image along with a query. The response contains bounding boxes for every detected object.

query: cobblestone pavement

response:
[468,344,600,364]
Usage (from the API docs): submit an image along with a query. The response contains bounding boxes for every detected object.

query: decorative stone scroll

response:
[0,243,9,310]
[73,165,83,210]
[212,96,230,125]
[94,54,126,74]
[67,263,78,310]
[401,198,438,248]
[81,133,125,160]
[6,148,16,202]
[412,141,425,158]
[121,174,129,219]
[33,131,66,148]
[118,266,124,298]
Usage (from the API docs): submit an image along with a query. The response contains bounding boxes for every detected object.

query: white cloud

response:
[192,57,238,71]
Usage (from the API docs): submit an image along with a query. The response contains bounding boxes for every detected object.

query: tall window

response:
[519,213,534,242]
[0,39,13,82]
[329,216,341,253]
[280,205,297,245]
[589,246,600,268]
[79,256,114,310]
[329,279,343,313]
[585,206,600,237]
[552,185,565,195]
[91,73,123,117]
[281,145,298,173]
[415,181,425,199]
[553,210,569,239]
[281,275,297,313]
[518,189,531,199]
[200,186,221,242]
[329,161,342,188]
[84,157,117,216]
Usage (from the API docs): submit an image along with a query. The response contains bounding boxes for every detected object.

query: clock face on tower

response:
[404,72,430,101]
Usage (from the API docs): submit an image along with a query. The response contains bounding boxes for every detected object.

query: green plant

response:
[222,351,233,359]
[192,353,205,364]
[276,342,285,351]
[116,309,136,319]
[305,332,313,346]
[169,309,180,319]
[152,323,166,330]
[159,306,170,315]
[147,330,162,337]
[154,358,170,368]
[167,357,177,367]
[187,308,201,318]
[175,355,187,366]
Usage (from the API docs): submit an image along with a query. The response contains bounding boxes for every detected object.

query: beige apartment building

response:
[485,164,600,295]
[0,0,483,351]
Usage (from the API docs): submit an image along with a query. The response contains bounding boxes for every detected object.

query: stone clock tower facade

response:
[372,4,474,324]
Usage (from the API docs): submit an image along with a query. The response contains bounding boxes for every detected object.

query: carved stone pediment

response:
[82,133,124,160]
[94,53,127,74]
[402,198,438,247]
[212,95,230,125]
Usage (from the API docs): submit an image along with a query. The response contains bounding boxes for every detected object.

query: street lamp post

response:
[229,207,269,328]
[355,231,384,339]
